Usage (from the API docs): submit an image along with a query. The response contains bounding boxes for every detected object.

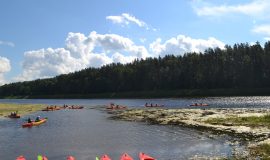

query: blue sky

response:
[0,0,270,85]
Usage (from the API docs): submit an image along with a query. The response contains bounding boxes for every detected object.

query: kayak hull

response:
[120,153,133,160]
[67,156,75,160]
[139,152,155,160]
[16,156,26,160]
[8,115,21,118]
[22,118,47,128]
[100,154,111,160]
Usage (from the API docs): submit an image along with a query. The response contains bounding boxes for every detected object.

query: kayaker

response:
[27,118,32,123]
[35,116,41,122]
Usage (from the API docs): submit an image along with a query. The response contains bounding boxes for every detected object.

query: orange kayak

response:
[120,153,133,160]
[100,154,111,160]
[139,152,155,160]
[8,115,20,118]
[22,118,47,128]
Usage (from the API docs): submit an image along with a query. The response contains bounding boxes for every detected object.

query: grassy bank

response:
[0,103,45,117]
[3,88,270,99]
[205,115,270,128]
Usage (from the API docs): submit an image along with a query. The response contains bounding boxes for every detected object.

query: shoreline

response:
[109,108,270,159]
[0,103,45,118]
[2,88,270,99]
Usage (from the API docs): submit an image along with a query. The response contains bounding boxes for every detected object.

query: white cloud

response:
[0,57,11,85]
[149,35,225,57]
[193,0,270,18]
[0,40,15,47]
[14,30,225,82]
[252,24,270,36]
[15,31,150,81]
[106,13,155,30]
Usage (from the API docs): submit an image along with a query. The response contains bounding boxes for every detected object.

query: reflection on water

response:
[1,108,239,160]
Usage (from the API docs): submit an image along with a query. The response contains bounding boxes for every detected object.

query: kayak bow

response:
[120,153,133,160]
[67,156,75,160]
[100,154,111,160]
[139,152,156,160]
[16,156,26,160]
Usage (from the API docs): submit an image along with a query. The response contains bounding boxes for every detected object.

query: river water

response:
[1,97,270,160]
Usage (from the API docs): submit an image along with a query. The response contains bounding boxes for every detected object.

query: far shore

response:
[0,103,45,118]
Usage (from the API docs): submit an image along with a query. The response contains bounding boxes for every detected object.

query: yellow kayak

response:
[22,118,47,127]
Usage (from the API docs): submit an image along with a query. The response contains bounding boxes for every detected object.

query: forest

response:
[1,41,270,98]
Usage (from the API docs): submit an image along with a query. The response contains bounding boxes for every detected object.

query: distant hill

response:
[1,41,270,98]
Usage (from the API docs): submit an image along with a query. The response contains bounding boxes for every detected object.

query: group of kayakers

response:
[106,103,127,110]
[42,104,84,111]
[27,116,41,123]
[144,103,164,107]
[189,103,209,107]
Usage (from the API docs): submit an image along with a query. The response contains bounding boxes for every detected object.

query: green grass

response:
[0,103,45,117]
[205,115,270,128]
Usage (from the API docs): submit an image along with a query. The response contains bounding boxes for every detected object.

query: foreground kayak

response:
[22,118,47,128]
[16,156,26,160]
[139,152,155,160]
[100,154,111,160]
[37,155,48,160]
[120,153,133,160]
[67,156,75,160]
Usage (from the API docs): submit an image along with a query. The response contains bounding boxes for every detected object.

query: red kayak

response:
[120,153,133,160]
[67,156,75,160]
[16,156,26,160]
[100,154,111,160]
[139,152,155,160]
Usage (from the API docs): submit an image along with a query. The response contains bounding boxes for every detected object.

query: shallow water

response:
[0,97,266,159]
[0,108,237,160]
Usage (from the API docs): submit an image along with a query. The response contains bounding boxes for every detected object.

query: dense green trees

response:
[1,42,270,97]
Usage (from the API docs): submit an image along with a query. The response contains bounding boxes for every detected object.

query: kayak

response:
[120,153,133,160]
[67,156,75,160]
[190,103,209,107]
[22,118,47,128]
[8,115,21,118]
[16,156,26,160]
[37,155,48,160]
[139,152,155,160]
[100,154,111,160]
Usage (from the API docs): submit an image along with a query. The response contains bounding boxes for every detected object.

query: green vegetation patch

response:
[249,143,270,160]
[0,103,45,117]
[205,115,270,128]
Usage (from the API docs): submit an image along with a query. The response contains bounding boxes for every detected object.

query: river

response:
[1,97,269,159]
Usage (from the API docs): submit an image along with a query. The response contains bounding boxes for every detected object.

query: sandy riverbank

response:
[0,103,45,118]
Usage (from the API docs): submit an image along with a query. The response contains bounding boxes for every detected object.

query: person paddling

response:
[27,117,32,123]
[35,116,41,122]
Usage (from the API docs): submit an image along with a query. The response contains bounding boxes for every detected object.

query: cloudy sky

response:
[0,0,270,85]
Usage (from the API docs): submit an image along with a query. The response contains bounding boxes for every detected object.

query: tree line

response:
[1,41,270,97]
